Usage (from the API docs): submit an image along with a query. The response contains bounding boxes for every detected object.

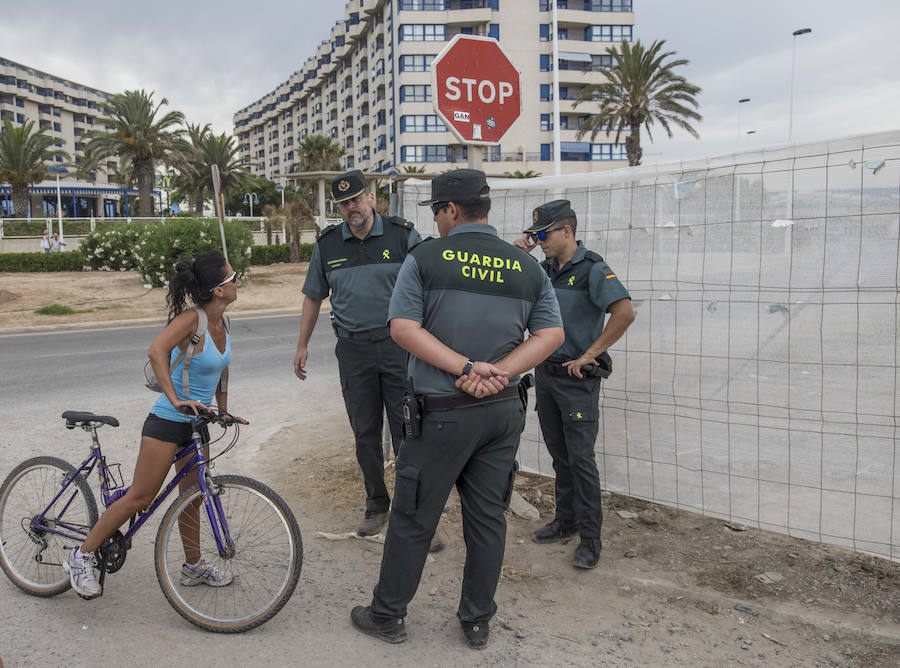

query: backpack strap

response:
[218,313,230,393]
[179,307,208,397]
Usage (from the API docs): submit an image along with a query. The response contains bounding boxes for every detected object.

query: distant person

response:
[40,233,51,253]
[50,233,66,252]
[514,200,635,569]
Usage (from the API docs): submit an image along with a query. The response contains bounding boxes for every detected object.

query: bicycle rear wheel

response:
[154,474,302,632]
[0,456,98,596]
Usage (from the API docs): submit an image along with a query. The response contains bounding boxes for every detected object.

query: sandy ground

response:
[1,266,899,666]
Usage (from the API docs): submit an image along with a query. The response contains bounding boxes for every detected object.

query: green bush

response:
[0,251,84,272]
[135,218,253,287]
[298,243,314,262]
[79,221,149,271]
[1,220,48,236]
[250,244,290,265]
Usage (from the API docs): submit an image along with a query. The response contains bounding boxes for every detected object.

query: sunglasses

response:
[431,202,449,215]
[529,226,565,243]
[209,271,237,293]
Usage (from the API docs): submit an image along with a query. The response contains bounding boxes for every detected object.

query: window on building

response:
[540,84,552,101]
[539,24,550,41]
[590,143,627,160]
[586,24,632,42]
[488,24,499,39]
[591,54,614,69]
[15,97,24,107]
[16,113,24,123]
[540,54,552,72]
[399,54,436,72]
[540,143,552,161]
[400,85,432,102]
[399,24,446,41]
[540,114,552,131]
[401,145,451,162]
[400,115,447,132]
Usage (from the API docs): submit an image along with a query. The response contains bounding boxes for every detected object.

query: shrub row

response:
[0,251,84,272]
[1,220,92,236]
[250,244,290,265]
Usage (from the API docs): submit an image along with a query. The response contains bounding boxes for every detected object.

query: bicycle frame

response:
[31,420,234,559]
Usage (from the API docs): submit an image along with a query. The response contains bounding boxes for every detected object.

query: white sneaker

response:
[63,547,102,599]
[180,558,233,587]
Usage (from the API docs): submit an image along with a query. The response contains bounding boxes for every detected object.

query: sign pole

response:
[210,164,228,261]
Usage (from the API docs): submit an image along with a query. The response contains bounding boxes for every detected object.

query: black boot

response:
[530,519,577,544]
[461,620,490,649]
[573,537,601,569]
[350,605,407,643]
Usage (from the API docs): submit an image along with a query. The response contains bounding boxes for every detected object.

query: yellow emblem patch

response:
[382,249,390,260]
[567,275,575,286]
[337,180,350,192]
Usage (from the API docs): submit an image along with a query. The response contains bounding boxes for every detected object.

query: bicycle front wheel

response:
[154,474,302,633]
[0,456,98,596]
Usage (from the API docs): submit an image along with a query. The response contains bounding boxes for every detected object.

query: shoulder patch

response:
[584,250,605,263]
[316,223,339,240]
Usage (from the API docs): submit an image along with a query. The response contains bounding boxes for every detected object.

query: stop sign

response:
[432,35,522,145]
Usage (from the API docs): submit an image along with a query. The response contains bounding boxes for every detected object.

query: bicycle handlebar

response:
[179,406,241,428]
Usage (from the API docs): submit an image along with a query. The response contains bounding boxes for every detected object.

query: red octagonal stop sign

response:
[432,35,522,146]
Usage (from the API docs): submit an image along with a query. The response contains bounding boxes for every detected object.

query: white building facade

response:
[233,0,635,179]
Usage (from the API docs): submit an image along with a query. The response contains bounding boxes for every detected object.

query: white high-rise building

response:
[233,0,635,179]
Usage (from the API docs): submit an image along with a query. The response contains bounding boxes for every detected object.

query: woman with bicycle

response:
[64,250,247,599]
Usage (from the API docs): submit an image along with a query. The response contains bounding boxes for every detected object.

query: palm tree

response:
[574,39,702,167]
[85,90,185,216]
[197,132,250,202]
[295,134,344,172]
[179,122,212,214]
[0,119,67,218]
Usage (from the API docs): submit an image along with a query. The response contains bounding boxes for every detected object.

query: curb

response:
[0,307,303,336]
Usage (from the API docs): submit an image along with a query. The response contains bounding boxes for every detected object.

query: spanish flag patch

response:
[605,273,616,279]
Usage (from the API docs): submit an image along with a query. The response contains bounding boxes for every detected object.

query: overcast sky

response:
[6,1,899,164]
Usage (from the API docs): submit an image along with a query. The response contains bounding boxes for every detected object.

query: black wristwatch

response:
[462,360,475,376]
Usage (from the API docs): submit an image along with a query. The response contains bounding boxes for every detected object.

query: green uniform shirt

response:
[389,222,562,396]
[542,241,630,363]
[302,213,421,332]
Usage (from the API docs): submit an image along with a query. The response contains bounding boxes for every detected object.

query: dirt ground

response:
[2,266,899,666]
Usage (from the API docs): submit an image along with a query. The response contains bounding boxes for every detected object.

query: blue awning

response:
[0,185,161,197]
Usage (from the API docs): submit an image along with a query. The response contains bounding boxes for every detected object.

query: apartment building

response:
[233,0,635,179]
[0,57,129,218]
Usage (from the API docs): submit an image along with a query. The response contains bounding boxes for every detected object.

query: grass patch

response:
[35,303,97,316]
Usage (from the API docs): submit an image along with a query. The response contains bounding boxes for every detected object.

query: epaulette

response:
[316,223,339,240]
[386,215,415,230]
[584,250,605,263]
[409,236,435,250]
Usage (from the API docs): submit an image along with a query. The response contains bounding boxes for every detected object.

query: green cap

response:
[525,199,576,232]
[418,169,489,206]
[331,169,367,203]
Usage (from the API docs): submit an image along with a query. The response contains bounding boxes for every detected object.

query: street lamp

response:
[737,98,750,145]
[46,164,68,240]
[242,192,260,217]
[274,183,285,210]
[788,27,812,142]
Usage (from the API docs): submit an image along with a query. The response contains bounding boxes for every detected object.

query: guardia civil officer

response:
[293,169,421,536]
[514,200,634,569]
[350,169,564,649]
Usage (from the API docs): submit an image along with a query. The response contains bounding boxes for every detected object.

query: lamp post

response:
[274,183,285,210]
[737,98,750,146]
[242,192,260,217]
[47,164,68,240]
[788,27,812,142]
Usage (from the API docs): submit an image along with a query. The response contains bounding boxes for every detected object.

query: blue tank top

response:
[151,331,232,423]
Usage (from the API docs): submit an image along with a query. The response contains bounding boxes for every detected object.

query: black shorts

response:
[141,414,208,446]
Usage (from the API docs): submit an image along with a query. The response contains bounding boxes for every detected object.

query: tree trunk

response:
[135,159,154,217]
[11,185,29,220]
[193,188,204,215]
[626,124,643,167]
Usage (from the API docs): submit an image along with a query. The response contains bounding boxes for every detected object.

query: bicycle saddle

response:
[61,411,120,428]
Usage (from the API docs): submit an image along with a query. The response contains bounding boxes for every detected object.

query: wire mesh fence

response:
[398,130,900,561]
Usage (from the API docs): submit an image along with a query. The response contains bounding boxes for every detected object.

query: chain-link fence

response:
[398,130,900,561]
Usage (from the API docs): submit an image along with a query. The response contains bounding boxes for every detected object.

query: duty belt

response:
[537,357,611,378]
[333,323,390,342]
[420,384,520,412]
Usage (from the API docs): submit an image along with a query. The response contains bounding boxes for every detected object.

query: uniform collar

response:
[341,212,384,241]
[448,222,498,237]
[546,240,586,271]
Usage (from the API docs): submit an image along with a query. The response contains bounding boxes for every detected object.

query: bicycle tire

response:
[0,456,98,596]
[154,474,302,633]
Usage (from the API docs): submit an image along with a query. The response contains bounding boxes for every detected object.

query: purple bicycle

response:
[0,408,302,633]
